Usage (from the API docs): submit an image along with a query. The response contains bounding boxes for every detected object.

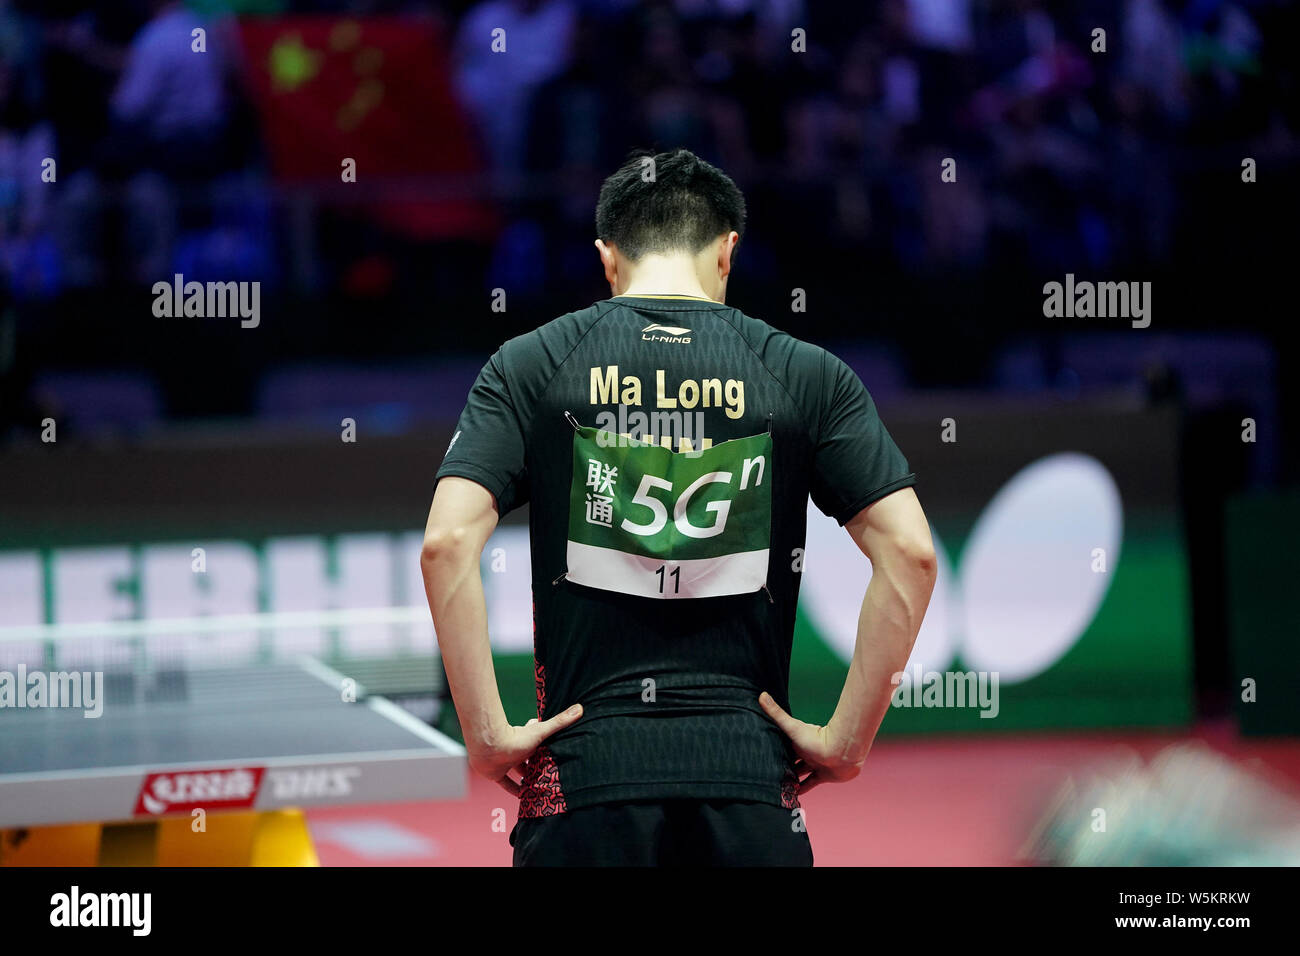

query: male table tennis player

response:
[421,149,936,866]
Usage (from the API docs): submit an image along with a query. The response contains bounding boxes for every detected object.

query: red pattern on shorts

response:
[518,604,567,818]
[781,766,801,810]
[518,742,566,818]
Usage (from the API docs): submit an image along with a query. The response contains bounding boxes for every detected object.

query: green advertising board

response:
[0,404,1194,735]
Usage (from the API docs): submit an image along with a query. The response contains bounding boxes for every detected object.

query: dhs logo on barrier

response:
[266,767,360,801]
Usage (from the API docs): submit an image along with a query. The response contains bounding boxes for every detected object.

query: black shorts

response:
[510,799,814,867]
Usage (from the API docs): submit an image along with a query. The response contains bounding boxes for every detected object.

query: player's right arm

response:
[760,487,936,791]
[421,476,584,794]
[426,344,583,795]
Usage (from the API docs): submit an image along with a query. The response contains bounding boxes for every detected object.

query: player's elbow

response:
[420,525,473,566]
[889,531,937,584]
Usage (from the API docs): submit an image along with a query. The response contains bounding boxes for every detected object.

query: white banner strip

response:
[565,541,768,599]
[0,606,433,644]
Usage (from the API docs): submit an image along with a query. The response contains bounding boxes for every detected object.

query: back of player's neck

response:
[618,260,712,300]
[618,291,712,303]
[619,285,713,301]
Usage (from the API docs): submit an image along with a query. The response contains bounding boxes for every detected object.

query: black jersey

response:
[436,294,915,815]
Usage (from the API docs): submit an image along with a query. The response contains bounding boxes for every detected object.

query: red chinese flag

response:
[237,16,498,240]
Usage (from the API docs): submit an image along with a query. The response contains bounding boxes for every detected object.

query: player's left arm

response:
[420,476,583,795]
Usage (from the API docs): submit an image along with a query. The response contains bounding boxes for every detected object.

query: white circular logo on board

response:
[958,453,1122,681]
[799,452,1122,684]
[800,502,958,676]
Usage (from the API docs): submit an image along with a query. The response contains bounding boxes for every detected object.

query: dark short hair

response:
[595,148,746,261]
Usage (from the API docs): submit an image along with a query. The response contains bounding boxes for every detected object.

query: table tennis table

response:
[0,658,466,865]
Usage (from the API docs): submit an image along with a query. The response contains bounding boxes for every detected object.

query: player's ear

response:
[718,231,739,278]
[595,239,618,289]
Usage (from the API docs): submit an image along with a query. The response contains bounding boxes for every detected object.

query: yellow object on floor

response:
[0,823,101,866]
[1,810,319,867]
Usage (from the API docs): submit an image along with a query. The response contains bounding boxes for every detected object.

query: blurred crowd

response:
[0,0,1294,299]
[0,0,261,297]
[476,0,1292,283]
[0,0,1294,442]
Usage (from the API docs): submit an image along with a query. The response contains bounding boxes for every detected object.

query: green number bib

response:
[565,424,772,599]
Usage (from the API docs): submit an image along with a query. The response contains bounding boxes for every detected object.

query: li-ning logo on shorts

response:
[641,323,692,344]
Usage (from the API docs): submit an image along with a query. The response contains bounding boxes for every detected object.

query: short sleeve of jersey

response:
[809,351,916,525]
[435,350,529,514]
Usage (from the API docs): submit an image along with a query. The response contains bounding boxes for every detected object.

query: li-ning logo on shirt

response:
[445,430,461,456]
[641,323,692,344]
